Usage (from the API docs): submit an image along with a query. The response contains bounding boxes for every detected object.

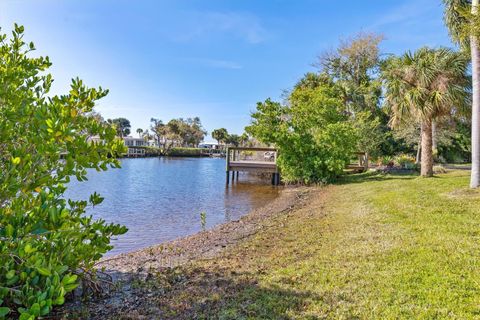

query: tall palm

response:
[383,47,470,177]
[136,128,143,138]
[444,0,480,187]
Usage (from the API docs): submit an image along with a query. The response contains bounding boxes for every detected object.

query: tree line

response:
[246,30,471,182]
[104,116,209,152]
[106,117,252,151]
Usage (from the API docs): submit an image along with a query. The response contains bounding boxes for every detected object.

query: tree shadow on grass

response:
[56,266,322,320]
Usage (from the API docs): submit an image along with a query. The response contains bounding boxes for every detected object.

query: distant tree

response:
[150,118,167,149]
[226,134,240,146]
[142,129,151,141]
[310,33,396,157]
[382,47,470,177]
[315,32,384,114]
[182,117,207,147]
[239,132,250,146]
[108,117,131,137]
[351,111,383,157]
[293,72,334,91]
[212,128,229,146]
[136,128,143,138]
[150,117,206,151]
[88,110,104,123]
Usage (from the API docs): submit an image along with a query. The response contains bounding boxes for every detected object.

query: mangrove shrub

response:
[246,85,357,183]
[0,25,127,319]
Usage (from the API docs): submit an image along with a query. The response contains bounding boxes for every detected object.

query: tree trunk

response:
[416,139,422,164]
[416,126,422,164]
[432,120,438,156]
[471,0,480,188]
[421,120,433,177]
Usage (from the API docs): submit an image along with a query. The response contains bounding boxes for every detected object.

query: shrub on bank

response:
[394,154,417,169]
[166,147,208,157]
[0,25,127,319]
[376,155,394,167]
[246,85,357,183]
[142,146,163,156]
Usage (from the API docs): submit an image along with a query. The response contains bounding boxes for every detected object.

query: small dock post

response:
[226,147,230,185]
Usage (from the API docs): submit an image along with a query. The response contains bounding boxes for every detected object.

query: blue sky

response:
[1,0,452,140]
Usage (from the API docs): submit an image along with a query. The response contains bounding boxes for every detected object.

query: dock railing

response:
[346,152,369,172]
[226,147,280,185]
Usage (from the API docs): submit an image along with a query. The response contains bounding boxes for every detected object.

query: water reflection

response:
[64,157,280,255]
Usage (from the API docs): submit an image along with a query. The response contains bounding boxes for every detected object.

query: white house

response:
[123,136,147,156]
[199,142,219,149]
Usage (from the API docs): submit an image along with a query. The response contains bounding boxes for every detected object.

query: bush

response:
[166,147,208,157]
[0,25,127,319]
[377,156,394,167]
[142,146,163,156]
[246,85,357,183]
[394,154,416,169]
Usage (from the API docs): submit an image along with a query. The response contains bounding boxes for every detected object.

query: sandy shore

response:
[96,185,308,280]
[57,185,312,318]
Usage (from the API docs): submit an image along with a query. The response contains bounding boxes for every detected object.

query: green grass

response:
[111,171,480,319]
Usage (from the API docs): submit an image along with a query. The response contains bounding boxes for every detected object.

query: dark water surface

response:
[64,157,280,256]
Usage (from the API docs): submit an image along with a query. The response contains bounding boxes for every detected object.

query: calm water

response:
[64,157,280,255]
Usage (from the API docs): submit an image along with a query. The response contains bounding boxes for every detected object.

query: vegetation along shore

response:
[3,1,480,319]
[53,169,480,319]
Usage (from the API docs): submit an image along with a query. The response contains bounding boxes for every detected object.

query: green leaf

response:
[5,270,15,280]
[5,225,13,237]
[61,274,77,285]
[63,283,79,292]
[0,307,10,317]
[40,305,50,316]
[54,296,64,305]
[19,312,33,320]
[24,243,36,254]
[29,303,40,316]
[36,267,51,277]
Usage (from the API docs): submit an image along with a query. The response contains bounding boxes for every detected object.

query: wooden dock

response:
[346,152,369,173]
[226,147,280,185]
[225,148,369,185]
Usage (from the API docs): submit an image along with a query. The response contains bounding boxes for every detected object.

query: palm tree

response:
[383,47,469,177]
[136,128,143,138]
[211,128,228,147]
[443,0,480,187]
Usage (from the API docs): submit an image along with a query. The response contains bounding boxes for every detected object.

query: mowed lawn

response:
[122,170,480,319]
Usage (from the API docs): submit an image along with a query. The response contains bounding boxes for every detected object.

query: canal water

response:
[64,157,280,256]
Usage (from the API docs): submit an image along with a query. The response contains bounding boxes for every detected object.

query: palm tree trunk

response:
[416,138,422,164]
[471,0,480,188]
[421,120,433,177]
[432,120,438,157]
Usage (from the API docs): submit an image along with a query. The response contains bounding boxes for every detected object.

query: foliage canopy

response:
[246,85,357,183]
[0,25,127,319]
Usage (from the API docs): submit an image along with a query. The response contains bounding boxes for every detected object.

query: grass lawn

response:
[116,170,480,319]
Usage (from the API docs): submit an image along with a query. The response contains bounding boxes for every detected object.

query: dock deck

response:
[226,147,279,185]
[225,147,369,185]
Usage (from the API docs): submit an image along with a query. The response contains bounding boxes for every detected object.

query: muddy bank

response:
[58,186,311,319]
[97,186,308,279]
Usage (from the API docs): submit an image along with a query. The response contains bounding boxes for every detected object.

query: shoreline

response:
[56,185,312,318]
[96,185,309,280]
